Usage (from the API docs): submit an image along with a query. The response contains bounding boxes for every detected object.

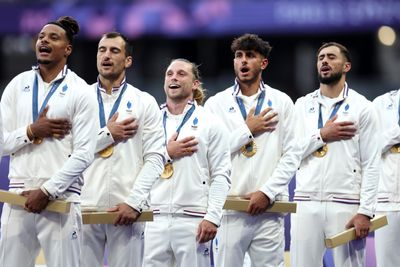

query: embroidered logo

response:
[343,103,350,115]
[23,85,30,92]
[387,103,394,109]
[228,106,236,113]
[126,101,133,113]
[192,117,198,129]
[59,84,68,96]
[267,99,272,107]
[308,106,315,113]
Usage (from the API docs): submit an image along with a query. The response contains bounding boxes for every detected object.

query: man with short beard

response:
[81,32,165,267]
[0,16,98,267]
[290,42,380,267]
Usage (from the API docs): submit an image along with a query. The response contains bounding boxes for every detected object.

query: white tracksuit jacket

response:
[81,81,165,212]
[373,89,400,211]
[294,85,380,217]
[205,81,301,202]
[149,102,231,226]
[1,65,98,201]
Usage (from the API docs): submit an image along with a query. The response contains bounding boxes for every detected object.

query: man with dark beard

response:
[0,16,98,266]
[290,42,380,267]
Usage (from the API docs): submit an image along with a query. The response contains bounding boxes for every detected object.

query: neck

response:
[39,62,65,83]
[238,80,260,97]
[99,74,125,95]
[166,98,191,115]
[320,79,346,98]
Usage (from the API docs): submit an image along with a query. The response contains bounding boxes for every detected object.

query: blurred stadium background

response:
[0,0,399,266]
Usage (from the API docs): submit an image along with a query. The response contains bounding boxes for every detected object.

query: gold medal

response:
[160,163,174,179]
[32,137,43,145]
[390,145,400,153]
[313,145,328,157]
[240,141,257,157]
[99,145,114,158]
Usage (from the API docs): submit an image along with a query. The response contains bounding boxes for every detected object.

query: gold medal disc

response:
[390,145,400,153]
[240,141,257,157]
[160,163,174,179]
[32,137,43,145]
[313,145,328,158]
[99,145,114,158]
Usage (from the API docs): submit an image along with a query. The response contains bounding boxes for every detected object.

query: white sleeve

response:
[373,97,400,154]
[95,126,115,153]
[1,77,34,155]
[357,103,380,217]
[42,88,98,198]
[204,97,253,155]
[0,108,3,160]
[260,97,301,202]
[294,97,326,159]
[124,96,165,211]
[204,118,231,226]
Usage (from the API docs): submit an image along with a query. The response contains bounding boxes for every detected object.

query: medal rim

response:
[99,145,114,158]
[313,145,328,157]
[160,163,174,179]
[390,145,400,153]
[240,141,257,157]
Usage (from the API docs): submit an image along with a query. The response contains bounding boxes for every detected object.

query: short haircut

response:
[317,42,352,63]
[231,33,272,58]
[101,31,133,57]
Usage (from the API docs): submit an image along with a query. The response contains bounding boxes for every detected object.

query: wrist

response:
[40,185,50,199]
[27,124,35,140]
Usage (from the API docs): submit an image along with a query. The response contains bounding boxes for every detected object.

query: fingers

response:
[39,106,49,118]
[247,107,256,117]
[109,112,119,122]
[328,114,338,122]
[259,107,273,117]
[197,224,216,243]
[106,206,119,212]
[120,117,136,125]
[20,190,31,197]
[180,135,196,144]
[169,132,178,142]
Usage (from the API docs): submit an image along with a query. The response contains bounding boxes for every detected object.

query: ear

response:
[192,79,200,91]
[125,56,133,68]
[343,62,351,73]
[64,44,72,57]
[261,58,268,70]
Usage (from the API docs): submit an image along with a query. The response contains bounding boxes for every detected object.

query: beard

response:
[37,59,51,65]
[318,71,342,85]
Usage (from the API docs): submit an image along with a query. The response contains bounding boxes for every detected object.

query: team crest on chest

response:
[59,84,68,96]
[126,100,133,113]
[191,117,198,129]
[342,103,350,115]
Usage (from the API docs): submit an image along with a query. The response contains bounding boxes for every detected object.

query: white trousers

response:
[82,222,144,267]
[375,211,400,267]
[213,212,285,267]
[0,203,82,267]
[144,214,211,267]
[290,201,366,267]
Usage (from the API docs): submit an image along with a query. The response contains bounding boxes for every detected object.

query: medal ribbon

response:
[32,74,64,122]
[317,100,344,129]
[236,90,266,120]
[163,104,196,145]
[97,83,128,128]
